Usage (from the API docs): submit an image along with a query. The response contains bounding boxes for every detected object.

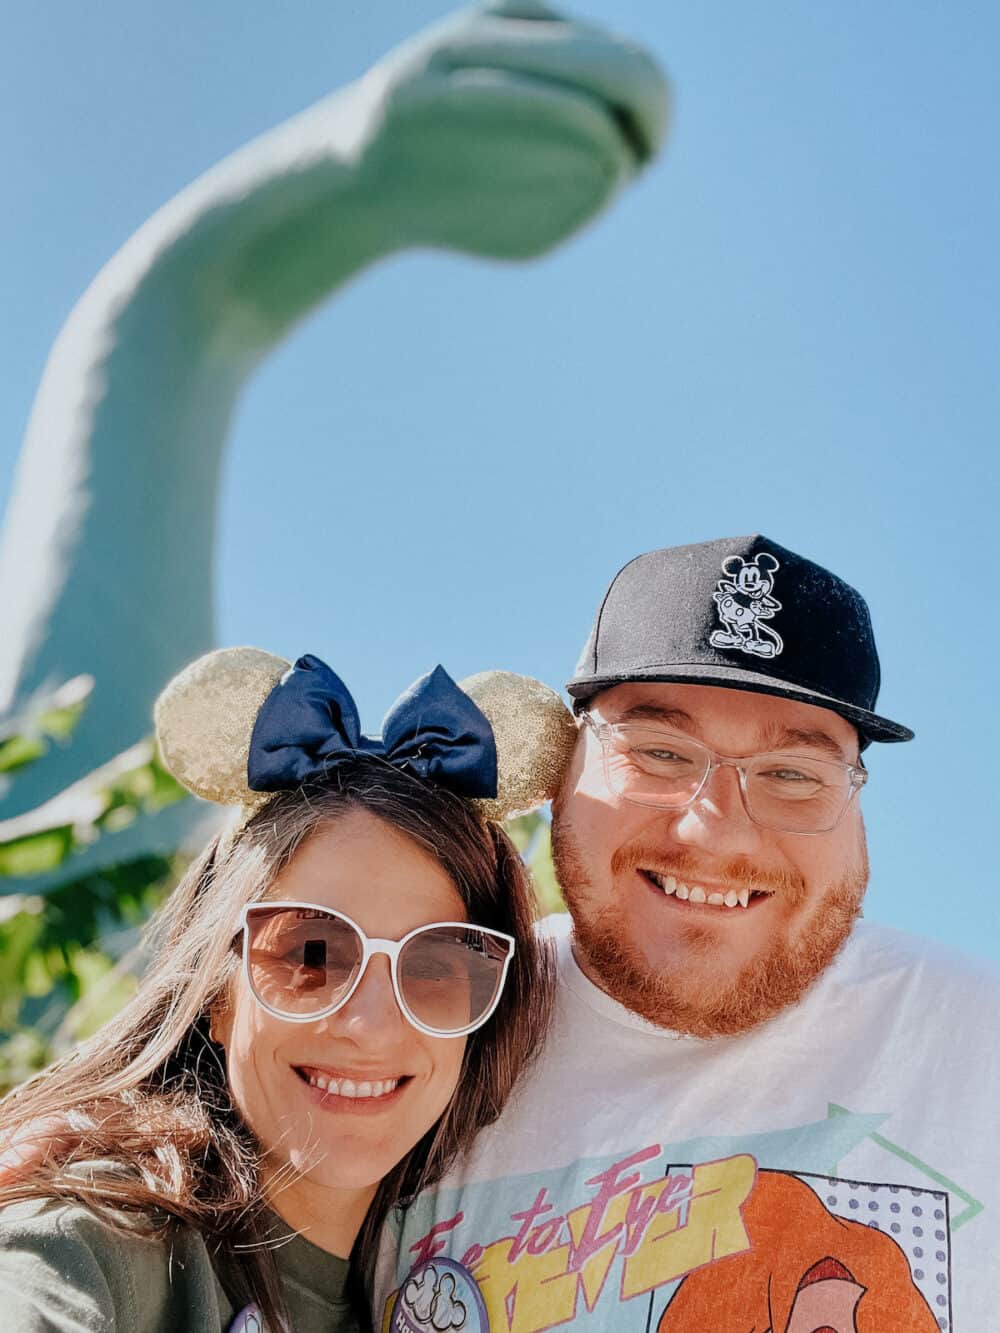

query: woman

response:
[0,649,576,1331]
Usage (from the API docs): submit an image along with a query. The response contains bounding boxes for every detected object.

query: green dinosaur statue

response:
[0,1,667,894]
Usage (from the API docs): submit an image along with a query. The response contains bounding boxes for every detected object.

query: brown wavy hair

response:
[0,757,554,1329]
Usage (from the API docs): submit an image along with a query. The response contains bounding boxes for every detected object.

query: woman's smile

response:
[293,1064,410,1114]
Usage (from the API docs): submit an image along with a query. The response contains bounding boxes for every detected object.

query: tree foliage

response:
[0,675,93,788]
[504,811,566,920]
[0,715,189,1093]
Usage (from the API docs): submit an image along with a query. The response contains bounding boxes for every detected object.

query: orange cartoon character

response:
[657,1170,939,1332]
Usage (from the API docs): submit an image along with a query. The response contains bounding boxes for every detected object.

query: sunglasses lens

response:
[245,908,362,1017]
[399,926,511,1035]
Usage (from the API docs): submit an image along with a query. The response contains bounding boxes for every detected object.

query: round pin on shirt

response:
[229,1304,263,1332]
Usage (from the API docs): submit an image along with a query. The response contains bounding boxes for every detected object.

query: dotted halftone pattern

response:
[799,1171,952,1331]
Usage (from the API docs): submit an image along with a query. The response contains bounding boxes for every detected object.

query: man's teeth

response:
[303,1072,400,1099]
[647,872,752,910]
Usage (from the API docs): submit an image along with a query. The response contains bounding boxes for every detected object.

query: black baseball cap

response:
[567,535,913,745]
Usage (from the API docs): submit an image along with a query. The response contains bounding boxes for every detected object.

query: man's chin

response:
[570,887,864,1039]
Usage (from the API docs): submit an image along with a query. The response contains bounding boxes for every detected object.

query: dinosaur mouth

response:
[447,66,658,168]
[606,103,655,165]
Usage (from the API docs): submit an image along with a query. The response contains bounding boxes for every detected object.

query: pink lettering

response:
[657,1173,693,1218]
[509,1188,555,1262]
[569,1144,661,1271]
[526,1215,566,1255]
[408,1213,464,1266]
[623,1189,657,1256]
[460,1242,485,1270]
[622,1172,694,1256]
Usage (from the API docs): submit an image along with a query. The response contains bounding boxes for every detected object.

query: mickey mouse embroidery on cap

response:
[709,552,784,659]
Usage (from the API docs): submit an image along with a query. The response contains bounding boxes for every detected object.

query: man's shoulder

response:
[832,919,1000,1004]
[839,919,998,976]
[535,910,573,944]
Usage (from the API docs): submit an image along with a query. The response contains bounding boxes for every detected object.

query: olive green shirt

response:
[0,1195,361,1332]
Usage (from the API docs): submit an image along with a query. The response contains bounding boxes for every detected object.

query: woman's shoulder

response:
[0,1187,160,1250]
[0,1192,229,1332]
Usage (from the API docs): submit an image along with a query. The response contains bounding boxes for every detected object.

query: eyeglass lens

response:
[243,907,509,1033]
[604,727,855,832]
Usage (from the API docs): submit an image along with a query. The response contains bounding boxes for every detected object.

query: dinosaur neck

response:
[0,81,389,815]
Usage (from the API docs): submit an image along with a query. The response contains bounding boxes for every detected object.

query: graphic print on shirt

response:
[654,1169,942,1332]
[382,1117,961,1333]
[708,552,784,658]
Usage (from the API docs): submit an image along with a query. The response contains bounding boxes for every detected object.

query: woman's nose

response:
[326,956,408,1040]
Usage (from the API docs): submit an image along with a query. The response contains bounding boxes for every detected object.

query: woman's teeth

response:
[302,1071,400,1098]
[646,871,751,909]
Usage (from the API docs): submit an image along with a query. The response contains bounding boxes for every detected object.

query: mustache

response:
[611,843,805,900]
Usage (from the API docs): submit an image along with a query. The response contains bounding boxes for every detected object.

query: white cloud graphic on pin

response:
[403,1266,438,1323]
[401,1265,468,1331]
[430,1272,467,1331]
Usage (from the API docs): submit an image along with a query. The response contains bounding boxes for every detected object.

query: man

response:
[379,534,999,1333]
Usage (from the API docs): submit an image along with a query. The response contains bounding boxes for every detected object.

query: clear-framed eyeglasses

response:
[235,901,515,1038]
[584,714,867,835]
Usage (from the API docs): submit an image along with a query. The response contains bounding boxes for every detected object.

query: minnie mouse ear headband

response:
[155,648,577,823]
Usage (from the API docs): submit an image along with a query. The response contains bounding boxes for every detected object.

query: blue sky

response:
[2,1,997,961]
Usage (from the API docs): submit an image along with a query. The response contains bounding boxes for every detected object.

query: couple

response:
[2,534,996,1331]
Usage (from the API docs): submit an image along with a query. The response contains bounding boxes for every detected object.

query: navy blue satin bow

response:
[247,655,497,799]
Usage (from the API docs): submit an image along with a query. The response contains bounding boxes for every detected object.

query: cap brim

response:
[566,664,914,745]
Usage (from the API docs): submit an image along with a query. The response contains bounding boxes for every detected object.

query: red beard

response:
[551,826,868,1039]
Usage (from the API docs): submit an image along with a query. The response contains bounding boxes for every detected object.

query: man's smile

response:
[640,868,773,911]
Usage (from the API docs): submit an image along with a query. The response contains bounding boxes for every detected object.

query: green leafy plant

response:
[504,811,566,918]
[0,676,94,782]
[0,738,189,1093]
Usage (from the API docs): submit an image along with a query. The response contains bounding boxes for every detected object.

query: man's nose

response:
[668,762,763,854]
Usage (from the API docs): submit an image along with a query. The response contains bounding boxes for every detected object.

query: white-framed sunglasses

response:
[235,901,515,1039]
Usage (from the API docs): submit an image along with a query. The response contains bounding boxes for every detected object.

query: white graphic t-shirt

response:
[376,916,999,1333]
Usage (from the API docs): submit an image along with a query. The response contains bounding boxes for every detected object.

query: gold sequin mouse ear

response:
[459,671,578,822]
[154,647,291,809]
[155,651,577,825]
